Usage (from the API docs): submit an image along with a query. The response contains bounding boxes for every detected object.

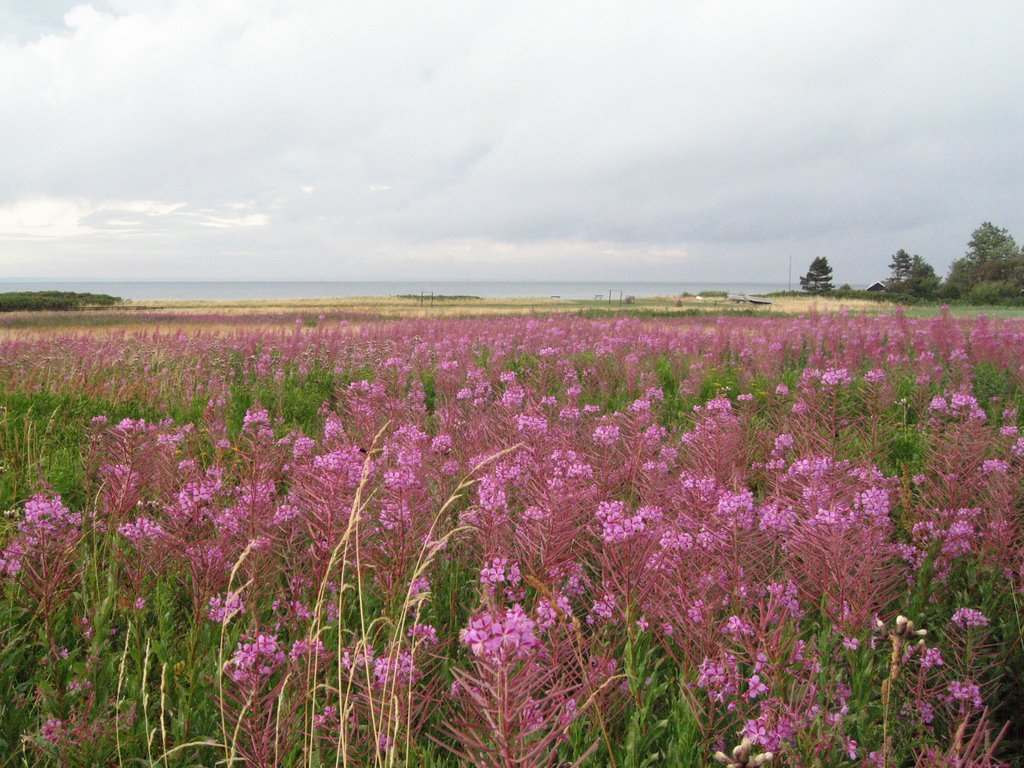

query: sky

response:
[1,0,1022,285]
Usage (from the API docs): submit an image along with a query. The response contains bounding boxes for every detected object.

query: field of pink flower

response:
[0,309,1022,767]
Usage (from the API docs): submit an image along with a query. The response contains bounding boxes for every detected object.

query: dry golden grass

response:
[763,295,900,314]
[0,293,905,339]
[120,293,900,315]
[118,295,572,316]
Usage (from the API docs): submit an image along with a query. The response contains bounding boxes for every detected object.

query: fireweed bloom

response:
[949,608,989,629]
[208,591,246,622]
[0,495,82,577]
[3,311,1022,764]
[595,501,660,544]
[459,605,540,663]
[228,634,286,684]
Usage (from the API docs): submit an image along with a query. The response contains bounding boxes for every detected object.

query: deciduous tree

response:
[947,222,1021,294]
[904,255,940,298]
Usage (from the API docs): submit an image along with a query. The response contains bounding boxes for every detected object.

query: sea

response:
[0,280,791,301]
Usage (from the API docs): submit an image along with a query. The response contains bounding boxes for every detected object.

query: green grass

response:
[0,392,161,511]
[226,363,339,438]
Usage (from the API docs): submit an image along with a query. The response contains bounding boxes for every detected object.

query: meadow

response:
[1,305,1022,767]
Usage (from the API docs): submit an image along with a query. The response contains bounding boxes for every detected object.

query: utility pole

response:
[788,255,792,292]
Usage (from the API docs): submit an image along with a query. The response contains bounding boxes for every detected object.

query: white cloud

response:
[0,1,1022,281]
[0,196,268,239]
[0,197,95,238]
[194,212,268,228]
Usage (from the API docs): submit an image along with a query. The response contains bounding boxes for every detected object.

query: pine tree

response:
[799,257,834,294]
[888,249,912,287]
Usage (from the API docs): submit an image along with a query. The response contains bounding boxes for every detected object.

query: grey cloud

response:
[1,0,1022,283]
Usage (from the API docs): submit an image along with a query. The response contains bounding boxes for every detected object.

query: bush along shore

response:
[0,291,121,312]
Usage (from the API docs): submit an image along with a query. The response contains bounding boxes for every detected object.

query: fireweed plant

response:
[0,308,1022,766]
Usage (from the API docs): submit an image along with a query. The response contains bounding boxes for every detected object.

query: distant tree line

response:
[798,222,1024,304]
[943,222,1023,303]
[0,291,122,312]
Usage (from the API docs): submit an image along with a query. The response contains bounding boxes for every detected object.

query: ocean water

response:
[0,280,791,301]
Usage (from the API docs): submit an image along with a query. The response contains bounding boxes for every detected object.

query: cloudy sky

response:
[1,0,1022,284]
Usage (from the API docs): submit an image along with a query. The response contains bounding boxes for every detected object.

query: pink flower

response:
[592,424,621,446]
[746,674,768,699]
[920,647,944,669]
[208,592,246,623]
[947,680,984,709]
[119,515,164,543]
[722,615,755,640]
[228,633,286,683]
[459,605,540,663]
[950,608,989,629]
[40,717,64,744]
[408,624,439,644]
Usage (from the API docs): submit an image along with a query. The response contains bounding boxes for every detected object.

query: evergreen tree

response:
[799,257,834,294]
[888,249,913,287]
